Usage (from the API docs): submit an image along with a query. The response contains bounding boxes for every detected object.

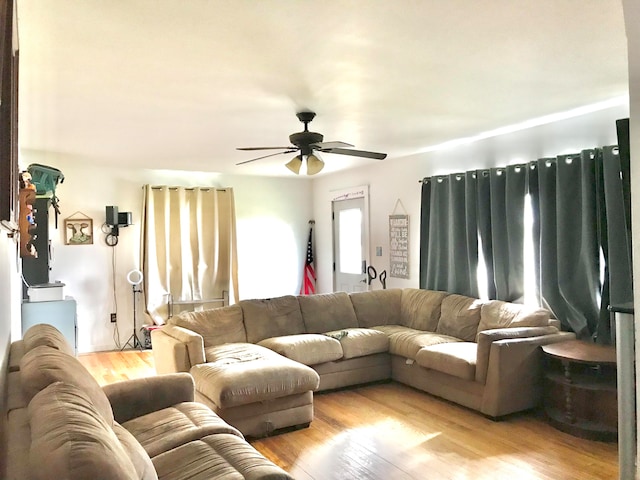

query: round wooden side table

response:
[541,339,617,442]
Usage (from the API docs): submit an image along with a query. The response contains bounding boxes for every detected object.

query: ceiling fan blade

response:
[236,149,298,165]
[319,147,387,160]
[311,141,354,149]
[236,146,294,151]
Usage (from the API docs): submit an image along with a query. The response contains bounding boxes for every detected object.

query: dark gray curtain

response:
[419,173,479,297]
[419,144,632,344]
[476,170,496,299]
[485,165,527,301]
[527,163,542,306]
[531,151,602,339]
[419,179,431,290]
[420,165,526,302]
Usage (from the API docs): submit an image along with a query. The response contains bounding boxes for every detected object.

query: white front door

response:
[333,197,368,292]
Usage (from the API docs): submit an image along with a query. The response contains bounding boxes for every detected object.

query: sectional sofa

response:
[152,288,576,437]
[4,324,293,480]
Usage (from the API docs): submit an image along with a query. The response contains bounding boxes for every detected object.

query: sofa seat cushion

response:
[325,328,389,360]
[436,294,485,342]
[415,342,478,381]
[20,346,114,424]
[370,324,412,336]
[192,343,319,409]
[28,382,148,480]
[258,334,343,365]
[387,327,462,359]
[169,304,246,346]
[152,433,293,480]
[122,401,243,458]
[113,422,160,480]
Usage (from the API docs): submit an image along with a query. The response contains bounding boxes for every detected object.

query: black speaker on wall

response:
[118,211,132,226]
[106,206,119,226]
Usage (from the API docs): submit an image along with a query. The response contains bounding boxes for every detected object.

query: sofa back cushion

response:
[477,300,551,334]
[400,289,449,331]
[169,305,246,347]
[20,346,114,425]
[28,382,154,480]
[436,294,484,342]
[241,295,305,343]
[23,323,74,356]
[350,289,402,327]
[298,292,359,333]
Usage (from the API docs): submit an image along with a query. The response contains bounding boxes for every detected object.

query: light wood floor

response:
[79,350,618,480]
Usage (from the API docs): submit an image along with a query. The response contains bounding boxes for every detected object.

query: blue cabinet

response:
[21,297,77,355]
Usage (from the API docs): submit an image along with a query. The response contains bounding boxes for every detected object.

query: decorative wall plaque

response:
[389,213,409,279]
[64,211,93,245]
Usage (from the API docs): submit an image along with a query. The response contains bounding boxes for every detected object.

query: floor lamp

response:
[122,269,144,350]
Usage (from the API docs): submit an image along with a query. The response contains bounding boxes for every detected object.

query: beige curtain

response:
[141,185,239,325]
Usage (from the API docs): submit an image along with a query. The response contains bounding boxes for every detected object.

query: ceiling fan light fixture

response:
[236,111,387,170]
[306,153,324,175]
[285,155,303,174]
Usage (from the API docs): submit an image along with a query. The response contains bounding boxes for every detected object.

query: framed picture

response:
[64,214,93,245]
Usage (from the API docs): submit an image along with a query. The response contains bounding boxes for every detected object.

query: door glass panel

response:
[339,208,362,274]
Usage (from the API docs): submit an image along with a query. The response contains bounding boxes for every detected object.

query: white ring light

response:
[126,269,144,286]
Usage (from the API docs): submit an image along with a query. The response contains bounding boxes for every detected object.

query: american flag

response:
[301,224,316,295]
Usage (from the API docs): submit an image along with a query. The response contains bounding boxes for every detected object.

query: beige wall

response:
[311,103,628,294]
[16,153,313,352]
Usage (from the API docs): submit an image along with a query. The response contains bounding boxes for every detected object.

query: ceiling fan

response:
[236,111,387,175]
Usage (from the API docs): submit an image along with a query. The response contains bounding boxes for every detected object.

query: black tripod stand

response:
[121,282,143,350]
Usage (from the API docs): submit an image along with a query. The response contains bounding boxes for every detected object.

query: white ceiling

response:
[16,0,629,177]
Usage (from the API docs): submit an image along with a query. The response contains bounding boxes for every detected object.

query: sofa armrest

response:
[548,318,561,329]
[480,331,576,417]
[475,326,560,384]
[103,372,195,423]
[151,324,206,373]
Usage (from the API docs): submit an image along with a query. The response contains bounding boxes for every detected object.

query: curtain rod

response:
[146,186,227,192]
[416,148,614,184]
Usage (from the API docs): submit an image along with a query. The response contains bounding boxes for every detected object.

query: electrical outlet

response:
[110,313,117,323]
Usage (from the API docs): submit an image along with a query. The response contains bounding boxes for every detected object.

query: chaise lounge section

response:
[152,288,575,436]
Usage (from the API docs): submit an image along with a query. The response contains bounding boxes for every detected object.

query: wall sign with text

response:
[389,214,409,279]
